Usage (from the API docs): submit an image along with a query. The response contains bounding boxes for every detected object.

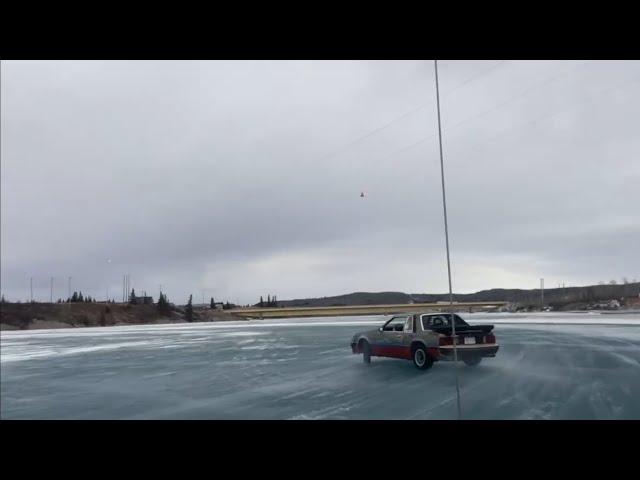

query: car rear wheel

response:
[412,345,433,370]
[463,356,482,366]
[361,341,371,364]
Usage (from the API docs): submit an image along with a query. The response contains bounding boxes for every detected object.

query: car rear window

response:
[421,314,468,330]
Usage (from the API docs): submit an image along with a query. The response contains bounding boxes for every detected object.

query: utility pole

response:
[105,258,112,303]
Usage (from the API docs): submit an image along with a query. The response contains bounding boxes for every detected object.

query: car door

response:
[398,315,415,358]
[374,316,409,358]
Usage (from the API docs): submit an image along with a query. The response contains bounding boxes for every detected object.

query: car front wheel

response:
[412,345,433,370]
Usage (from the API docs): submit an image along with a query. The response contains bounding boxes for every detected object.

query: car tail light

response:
[439,336,453,346]
[485,334,496,344]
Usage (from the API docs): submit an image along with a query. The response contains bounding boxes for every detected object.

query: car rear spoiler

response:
[431,324,494,335]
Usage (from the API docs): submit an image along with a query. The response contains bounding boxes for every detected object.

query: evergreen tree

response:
[267,294,271,305]
[185,294,193,322]
[1,294,5,304]
[71,291,78,302]
[78,292,84,302]
[259,296,264,307]
[129,288,136,304]
[210,297,215,309]
[157,292,171,316]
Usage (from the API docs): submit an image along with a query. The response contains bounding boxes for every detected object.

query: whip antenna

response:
[434,59,462,420]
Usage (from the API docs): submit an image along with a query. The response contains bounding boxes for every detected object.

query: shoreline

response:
[3,310,639,333]
[0,315,246,332]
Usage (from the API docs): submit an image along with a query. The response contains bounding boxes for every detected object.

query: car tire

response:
[463,356,482,366]
[361,341,371,364]
[412,345,433,370]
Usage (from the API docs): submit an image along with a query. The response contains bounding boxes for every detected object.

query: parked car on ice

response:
[350,313,499,370]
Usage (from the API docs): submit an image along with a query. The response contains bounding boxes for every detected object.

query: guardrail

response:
[231,301,508,319]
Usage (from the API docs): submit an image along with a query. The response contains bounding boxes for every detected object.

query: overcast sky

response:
[1,60,639,304]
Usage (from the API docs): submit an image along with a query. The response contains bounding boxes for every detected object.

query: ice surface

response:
[1,312,639,419]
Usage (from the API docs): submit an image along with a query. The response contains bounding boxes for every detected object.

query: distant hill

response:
[276,283,640,309]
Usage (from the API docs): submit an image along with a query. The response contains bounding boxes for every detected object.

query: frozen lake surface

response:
[2,312,639,419]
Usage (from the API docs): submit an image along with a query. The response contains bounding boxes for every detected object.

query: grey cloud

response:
[1,60,639,303]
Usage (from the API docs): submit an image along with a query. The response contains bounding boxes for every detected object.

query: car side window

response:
[383,316,408,331]
[404,316,413,332]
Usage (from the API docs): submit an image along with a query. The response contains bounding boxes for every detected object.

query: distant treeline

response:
[0,291,109,304]
[3,281,638,310]
[256,295,278,307]
[274,282,640,308]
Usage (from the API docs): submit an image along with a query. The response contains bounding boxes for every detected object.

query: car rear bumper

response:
[438,344,499,359]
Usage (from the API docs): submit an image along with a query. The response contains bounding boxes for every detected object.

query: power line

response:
[311,61,507,165]
[429,74,640,162]
[436,60,591,140]
[364,61,608,170]
[440,60,506,96]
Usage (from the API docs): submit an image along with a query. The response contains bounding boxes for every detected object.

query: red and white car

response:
[350,313,499,370]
